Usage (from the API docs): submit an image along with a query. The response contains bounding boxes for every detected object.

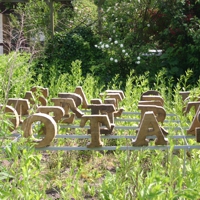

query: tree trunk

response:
[97,0,105,37]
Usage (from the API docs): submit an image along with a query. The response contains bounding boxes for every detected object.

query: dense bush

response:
[96,0,200,87]
[157,0,200,83]
[30,0,200,88]
[33,26,108,84]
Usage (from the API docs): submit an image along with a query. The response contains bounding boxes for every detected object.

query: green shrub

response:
[34,26,107,85]
[157,0,200,84]
[0,52,34,102]
[97,0,200,87]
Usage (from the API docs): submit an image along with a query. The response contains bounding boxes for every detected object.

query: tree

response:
[93,0,200,86]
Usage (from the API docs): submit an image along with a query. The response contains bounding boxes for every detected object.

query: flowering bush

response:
[32,0,200,87]
[92,0,159,84]
[94,0,200,86]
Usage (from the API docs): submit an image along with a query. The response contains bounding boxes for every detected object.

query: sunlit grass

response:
[1,54,200,199]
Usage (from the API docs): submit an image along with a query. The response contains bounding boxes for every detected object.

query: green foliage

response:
[94,0,200,86]
[47,60,84,98]
[95,0,160,85]
[81,73,104,100]
[157,0,200,83]
[71,0,98,28]
[34,59,104,104]
[12,0,73,41]
[6,0,200,88]
[1,143,47,199]
[33,25,106,84]
[0,52,34,102]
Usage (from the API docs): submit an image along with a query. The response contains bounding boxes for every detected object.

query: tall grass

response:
[1,54,200,199]
[0,52,33,102]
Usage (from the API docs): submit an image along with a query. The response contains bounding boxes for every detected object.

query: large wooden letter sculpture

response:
[51,98,82,123]
[195,111,200,142]
[21,113,57,148]
[100,91,122,109]
[25,86,49,107]
[179,91,190,101]
[138,105,168,136]
[184,101,200,115]
[141,90,161,97]
[132,111,168,146]
[187,105,200,135]
[90,99,102,104]
[58,93,84,118]
[36,106,65,123]
[31,86,49,98]
[104,98,125,118]
[100,90,125,117]
[140,90,164,107]
[138,105,166,124]
[7,98,30,123]
[140,95,164,107]
[138,100,163,107]
[80,115,111,148]
[87,104,115,135]
[24,91,47,107]
[0,105,19,132]
[74,86,89,109]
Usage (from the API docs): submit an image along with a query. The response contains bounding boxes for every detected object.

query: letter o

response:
[21,113,57,148]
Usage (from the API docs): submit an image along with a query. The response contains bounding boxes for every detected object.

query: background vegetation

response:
[1,0,200,88]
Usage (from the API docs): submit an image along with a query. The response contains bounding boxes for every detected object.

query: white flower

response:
[136,61,140,64]
[105,44,109,48]
[122,49,126,53]
[114,59,118,63]
[120,44,124,48]
[113,30,116,33]
[147,24,150,27]
[137,56,141,60]
[94,45,98,48]
[110,57,114,61]
[125,53,128,56]
[101,44,104,49]
[114,40,118,44]
[109,38,112,41]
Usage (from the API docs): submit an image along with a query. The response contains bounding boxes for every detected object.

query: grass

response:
[1,53,200,199]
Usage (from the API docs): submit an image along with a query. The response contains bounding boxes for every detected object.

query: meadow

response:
[0,52,200,200]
